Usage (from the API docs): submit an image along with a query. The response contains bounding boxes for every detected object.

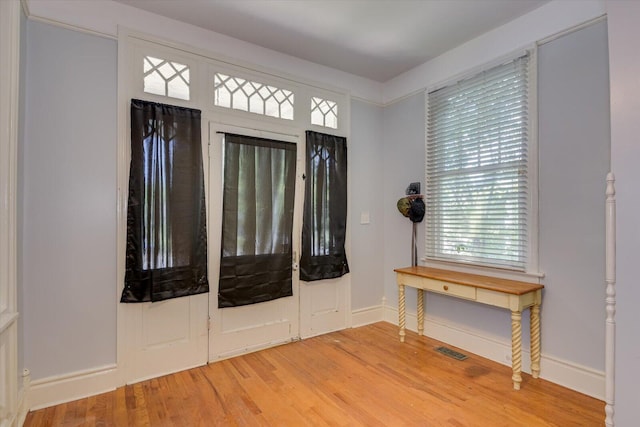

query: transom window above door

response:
[143,55,190,101]
[213,72,294,120]
[131,36,349,133]
[311,97,338,129]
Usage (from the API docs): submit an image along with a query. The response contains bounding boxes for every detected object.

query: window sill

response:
[420,258,545,284]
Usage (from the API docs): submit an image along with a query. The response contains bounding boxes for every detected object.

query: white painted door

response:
[121,294,209,383]
[299,275,351,338]
[208,123,303,361]
[119,115,210,384]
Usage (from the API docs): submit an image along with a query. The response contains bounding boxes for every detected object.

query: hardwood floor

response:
[24,322,604,426]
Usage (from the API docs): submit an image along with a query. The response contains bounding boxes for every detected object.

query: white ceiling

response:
[113,0,551,82]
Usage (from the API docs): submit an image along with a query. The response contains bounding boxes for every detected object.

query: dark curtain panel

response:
[219,134,296,308]
[300,131,349,281]
[121,99,208,303]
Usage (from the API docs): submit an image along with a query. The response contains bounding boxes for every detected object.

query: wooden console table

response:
[394,266,544,390]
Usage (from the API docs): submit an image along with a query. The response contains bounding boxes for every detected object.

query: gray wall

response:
[19,21,386,380]
[383,93,512,342]
[382,94,426,312]
[382,21,610,371]
[22,21,117,380]
[349,100,385,310]
[607,1,640,424]
[20,18,609,383]
[537,20,610,368]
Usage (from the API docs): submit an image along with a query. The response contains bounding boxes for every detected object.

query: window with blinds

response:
[425,54,531,270]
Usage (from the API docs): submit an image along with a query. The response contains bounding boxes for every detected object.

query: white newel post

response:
[605,172,616,427]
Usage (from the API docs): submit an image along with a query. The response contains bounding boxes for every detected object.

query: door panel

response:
[142,300,191,346]
[300,276,350,338]
[123,293,208,383]
[208,123,302,361]
[216,302,294,358]
[221,298,291,331]
[311,282,340,314]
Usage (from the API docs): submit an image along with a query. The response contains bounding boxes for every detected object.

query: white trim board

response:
[351,304,385,328]
[0,1,21,425]
[28,364,118,411]
[381,305,604,400]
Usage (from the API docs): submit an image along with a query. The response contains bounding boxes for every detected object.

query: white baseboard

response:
[28,364,119,411]
[538,353,605,400]
[381,305,605,400]
[25,304,605,412]
[351,305,385,327]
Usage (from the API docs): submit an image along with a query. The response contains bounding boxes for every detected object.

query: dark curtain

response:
[121,99,208,303]
[300,131,349,281]
[219,134,296,308]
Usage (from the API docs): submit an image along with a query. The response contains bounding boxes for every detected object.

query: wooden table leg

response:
[398,284,406,342]
[530,303,541,379]
[417,289,424,337]
[511,310,523,390]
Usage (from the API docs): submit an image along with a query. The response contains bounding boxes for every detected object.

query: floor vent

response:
[435,346,468,361]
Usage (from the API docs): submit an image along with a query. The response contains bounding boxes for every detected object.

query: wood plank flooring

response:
[24,322,604,426]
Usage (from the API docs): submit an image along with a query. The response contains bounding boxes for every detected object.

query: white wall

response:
[382,91,518,343]
[381,93,426,313]
[380,20,611,396]
[19,20,384,382]
[349,100,385,311]
[383,0,606,103]
[22,20,117,380]
[606,1,640,424]
[27,0,382,104]
[17,0,619,408]
[537,20,610,369]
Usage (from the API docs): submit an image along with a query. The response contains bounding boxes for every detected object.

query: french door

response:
[208,123,303,360]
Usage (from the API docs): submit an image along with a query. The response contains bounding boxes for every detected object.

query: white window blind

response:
[425,54,530,270]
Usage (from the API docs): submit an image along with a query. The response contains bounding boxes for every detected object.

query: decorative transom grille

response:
[214,73,294,120]
[311,97,338,129]
[143,56,190,100]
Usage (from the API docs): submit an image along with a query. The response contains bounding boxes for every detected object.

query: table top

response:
[394,266,544,295]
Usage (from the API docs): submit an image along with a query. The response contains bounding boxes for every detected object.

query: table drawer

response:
[423,278,476,299]
[399,273,477,300]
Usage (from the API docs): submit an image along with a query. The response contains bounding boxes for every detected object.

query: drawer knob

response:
[443,285,449,291]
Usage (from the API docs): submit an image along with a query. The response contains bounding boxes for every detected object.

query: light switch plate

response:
[360,211,370,224]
